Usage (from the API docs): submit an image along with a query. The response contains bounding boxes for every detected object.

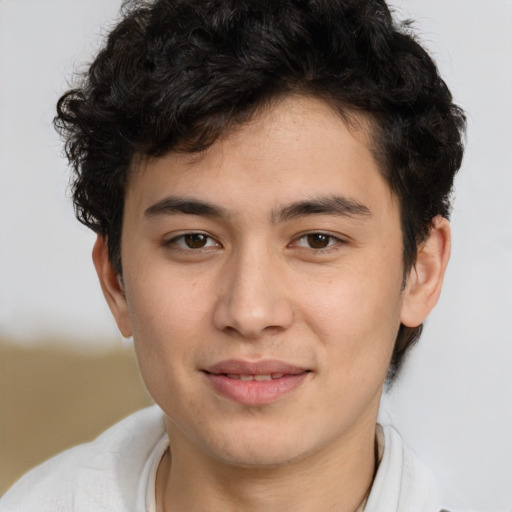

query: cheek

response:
[298,265,403,368]
[126,264,208,339]
[288,278,402,435]
[123,271,210,395]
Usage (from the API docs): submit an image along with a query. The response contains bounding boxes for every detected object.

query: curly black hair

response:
[54,0,466,381]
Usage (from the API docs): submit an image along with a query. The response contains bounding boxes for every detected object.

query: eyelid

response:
[291,231,347,250]
[164,231,221,250]
[162,230,347,251]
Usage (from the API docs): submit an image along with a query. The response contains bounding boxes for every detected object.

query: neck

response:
[156,418,378,512]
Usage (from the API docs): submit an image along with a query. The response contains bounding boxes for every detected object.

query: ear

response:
[92,235,133,337]
[400,216,451,328]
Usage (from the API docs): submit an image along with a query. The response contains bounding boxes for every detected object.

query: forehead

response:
[126,95,395,220]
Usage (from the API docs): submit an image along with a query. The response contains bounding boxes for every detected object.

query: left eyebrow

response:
[273,195,372,223]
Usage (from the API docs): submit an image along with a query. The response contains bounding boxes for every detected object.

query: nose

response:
[213,247,294,338]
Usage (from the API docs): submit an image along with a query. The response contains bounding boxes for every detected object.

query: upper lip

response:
[204,359,309,376]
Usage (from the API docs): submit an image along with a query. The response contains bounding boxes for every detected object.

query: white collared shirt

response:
[0,406,471,512]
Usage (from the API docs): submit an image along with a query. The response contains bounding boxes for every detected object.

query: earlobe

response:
[92,235,133,337]
[400,216,451,328]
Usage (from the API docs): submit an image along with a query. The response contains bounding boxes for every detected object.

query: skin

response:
[93,95,450,512]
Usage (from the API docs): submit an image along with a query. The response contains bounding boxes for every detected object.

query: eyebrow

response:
[273,195,372,223]
[144,194,371,222]
[144,197,226,219]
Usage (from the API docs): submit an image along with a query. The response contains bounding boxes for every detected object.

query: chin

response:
[211,443,310,469]
[196,420,326,469]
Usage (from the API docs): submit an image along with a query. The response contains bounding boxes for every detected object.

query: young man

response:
[1,0,467,511]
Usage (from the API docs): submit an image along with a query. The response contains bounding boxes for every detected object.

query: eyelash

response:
[164,231,344,252]
[292,233,343,251]
[165,233,221,251]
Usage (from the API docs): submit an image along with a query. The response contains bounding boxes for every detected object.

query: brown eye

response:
[166,233,220,252]
[306,233,331,249]
[293,233,341,250]
[183,233,209,248]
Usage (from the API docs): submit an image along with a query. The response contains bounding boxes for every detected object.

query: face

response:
[102,96,415,468]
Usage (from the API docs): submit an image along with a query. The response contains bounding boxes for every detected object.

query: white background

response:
[1,1,511,510]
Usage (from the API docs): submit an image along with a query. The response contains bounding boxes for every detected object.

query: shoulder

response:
[366,424,478,512]
[0,406,166,512]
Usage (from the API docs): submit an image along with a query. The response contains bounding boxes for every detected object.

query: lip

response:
[203,359,310,406]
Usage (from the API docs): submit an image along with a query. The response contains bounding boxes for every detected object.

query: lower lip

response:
[204,372,309,405]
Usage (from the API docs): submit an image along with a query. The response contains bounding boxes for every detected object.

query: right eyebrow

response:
[144,196,226,219]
